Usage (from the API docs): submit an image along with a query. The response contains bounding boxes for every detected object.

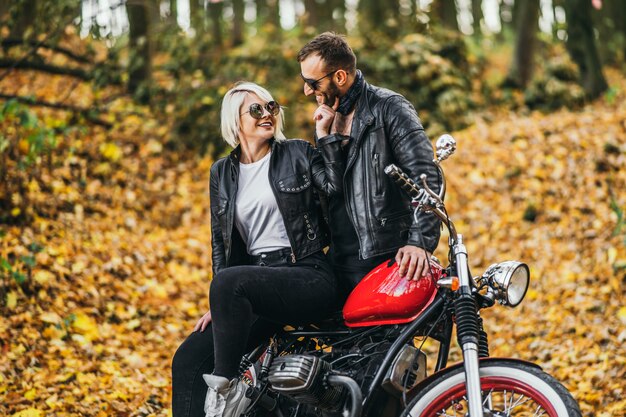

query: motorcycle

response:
[236,135,582,417]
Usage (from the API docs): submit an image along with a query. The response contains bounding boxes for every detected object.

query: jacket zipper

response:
[344,115,375,259]
[373,153,381,194]
[267,146,297,263]
[378,210,411,227]
[225,159,239,266]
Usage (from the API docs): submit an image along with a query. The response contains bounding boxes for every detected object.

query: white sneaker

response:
[203,374,252,417]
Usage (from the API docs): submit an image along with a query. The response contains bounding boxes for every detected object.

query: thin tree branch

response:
[1,38,93,64]
[0,94,112,128]
[0,59,91,80]
[0,27,58,82]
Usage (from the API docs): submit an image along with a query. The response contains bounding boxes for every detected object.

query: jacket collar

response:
[353,81,375,126]
[228,138,276,164]
[344,81,375,171]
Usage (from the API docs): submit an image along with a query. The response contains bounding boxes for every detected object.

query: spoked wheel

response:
[403,360,581,417]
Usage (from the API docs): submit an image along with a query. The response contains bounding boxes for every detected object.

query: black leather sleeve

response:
[308,137,345,197]
[384,95,442,253]
[209,163,226,275]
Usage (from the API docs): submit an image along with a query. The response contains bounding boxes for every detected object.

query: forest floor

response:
[0,67,625,417]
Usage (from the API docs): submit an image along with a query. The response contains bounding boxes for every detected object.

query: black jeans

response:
[328,248,392,297]
[171,251,339,417]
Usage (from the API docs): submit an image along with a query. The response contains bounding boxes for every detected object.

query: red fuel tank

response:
[343,259,442,328]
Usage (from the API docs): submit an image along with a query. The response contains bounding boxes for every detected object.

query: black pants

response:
[171,252,339,417]
[328,248,392,297]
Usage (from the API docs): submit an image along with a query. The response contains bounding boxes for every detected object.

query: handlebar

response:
[384,163,458,242]
[383,164,421,199]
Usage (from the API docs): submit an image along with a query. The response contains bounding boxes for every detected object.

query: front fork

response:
[453,235,486,417]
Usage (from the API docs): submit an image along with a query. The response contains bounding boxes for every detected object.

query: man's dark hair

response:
[297,32,357,74]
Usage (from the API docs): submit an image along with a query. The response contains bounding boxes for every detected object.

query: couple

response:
[171,32,442,417]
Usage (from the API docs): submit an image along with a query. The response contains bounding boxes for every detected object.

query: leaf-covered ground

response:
[1,67,625,417]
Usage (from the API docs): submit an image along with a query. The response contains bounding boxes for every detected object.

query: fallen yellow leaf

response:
[618,307,626,325]
[71,313,100,340]
[11,408,43,417]
[24,388,36,401]
[6,291,17,310]
[34,270,55,284]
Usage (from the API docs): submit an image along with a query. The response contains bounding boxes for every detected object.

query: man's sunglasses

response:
[241,101,281,119]
[300,70,337,91]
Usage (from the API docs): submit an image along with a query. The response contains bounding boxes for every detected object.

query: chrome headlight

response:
[484,261,530,307]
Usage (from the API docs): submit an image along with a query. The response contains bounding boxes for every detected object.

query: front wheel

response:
[402,360,581,417]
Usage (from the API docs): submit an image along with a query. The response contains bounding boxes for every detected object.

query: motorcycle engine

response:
[268,354,346,412]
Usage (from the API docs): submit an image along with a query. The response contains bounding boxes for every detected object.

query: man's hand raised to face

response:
[314,97,339,139]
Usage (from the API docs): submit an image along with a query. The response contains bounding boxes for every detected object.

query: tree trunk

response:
[58,0,81,29]
[592,0,626,64]
[359,0,401,39]
[256,0,267,28]
[208,0,223,47]
[564,0,608,99]
[267,0,280,31]
[613,1,626,35]
[190,0,204,35]
[0,2,10,22]
[303,0,319,28]
[432,0,458,32]
[499,0,515,37]
[616,2,626,62]
[471,0,483,36]
[357,0,378,37]
[313,0,335,32]
[551,0,559,40]
[9,0,38,39]
[258,0,281,40]
[503,0,539,88]
[232,0,245,46]
[169,0,178,24]
[126,0,153,103]
[330,0,346,33]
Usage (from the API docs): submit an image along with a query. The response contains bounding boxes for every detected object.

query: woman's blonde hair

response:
[220,82,286,148]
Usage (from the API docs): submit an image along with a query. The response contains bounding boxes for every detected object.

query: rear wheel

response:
[402,360,581,417]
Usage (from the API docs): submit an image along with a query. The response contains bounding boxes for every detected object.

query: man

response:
[298,32,441,293]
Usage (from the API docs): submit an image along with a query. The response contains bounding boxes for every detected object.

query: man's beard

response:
[322,81,341,107]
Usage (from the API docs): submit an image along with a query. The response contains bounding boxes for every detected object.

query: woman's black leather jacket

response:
[210,139,343,275]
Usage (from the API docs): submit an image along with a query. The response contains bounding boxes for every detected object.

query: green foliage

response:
[153,31,308,157]
[0,100,64,224]
[604,86,619,105]
[609,195,626,275]
[611,196,626,246]
[523,203,538,222]
[524,53,586,110]
[0,241,43,305]
[0,99,58,166]
[359,30,475,137]
[134,20,484,156]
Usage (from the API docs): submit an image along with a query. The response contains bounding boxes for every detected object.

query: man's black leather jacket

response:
[210,139,343,275]
[317,81,442,259]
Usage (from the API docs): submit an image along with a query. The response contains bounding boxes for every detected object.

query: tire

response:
[402,360,581,417]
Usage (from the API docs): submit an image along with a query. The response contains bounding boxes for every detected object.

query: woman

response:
[172,82,342,417]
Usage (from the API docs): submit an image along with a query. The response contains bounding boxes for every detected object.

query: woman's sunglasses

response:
[241,101,280,119]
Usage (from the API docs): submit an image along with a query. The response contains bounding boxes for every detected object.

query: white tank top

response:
[234,152,290,255]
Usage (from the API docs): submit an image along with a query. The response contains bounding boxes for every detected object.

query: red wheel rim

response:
[421,376,559,416]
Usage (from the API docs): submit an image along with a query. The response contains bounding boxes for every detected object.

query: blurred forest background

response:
[0,0,625,416]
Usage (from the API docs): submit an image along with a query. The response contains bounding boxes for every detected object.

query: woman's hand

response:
[193,310,212,332]
[314,97,339,139]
